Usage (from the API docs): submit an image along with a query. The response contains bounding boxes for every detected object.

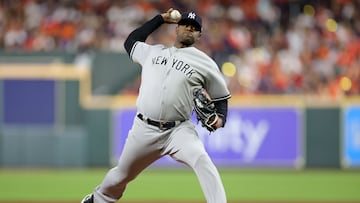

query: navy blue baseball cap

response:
[178,11,202,32]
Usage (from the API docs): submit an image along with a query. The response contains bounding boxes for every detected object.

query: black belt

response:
[137,113,180,130]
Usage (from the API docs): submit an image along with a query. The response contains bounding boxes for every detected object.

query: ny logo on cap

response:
[188,12,196,19]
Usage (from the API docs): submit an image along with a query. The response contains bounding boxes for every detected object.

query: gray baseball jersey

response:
[90,13,230,203]
[131,42,230,121]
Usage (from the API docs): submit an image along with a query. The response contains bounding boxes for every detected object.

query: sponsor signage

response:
[113,107,302,168]
[343,106,360,168]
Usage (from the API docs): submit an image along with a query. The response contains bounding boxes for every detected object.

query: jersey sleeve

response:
[130,41,151,66]
[205,62,231,101]
[131,42,164,67]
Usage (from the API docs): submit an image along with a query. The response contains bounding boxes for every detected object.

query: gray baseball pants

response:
[92,116,226,203]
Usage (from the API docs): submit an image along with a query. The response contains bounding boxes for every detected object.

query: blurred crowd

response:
[0,0,359,98]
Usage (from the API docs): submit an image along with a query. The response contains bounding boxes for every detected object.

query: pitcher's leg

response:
[193,154,227,203]
[94,149,160,203]
[93,118,162,203]
[166,123,227,203]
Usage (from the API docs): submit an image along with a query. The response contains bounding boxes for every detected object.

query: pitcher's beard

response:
[181,38,195,46]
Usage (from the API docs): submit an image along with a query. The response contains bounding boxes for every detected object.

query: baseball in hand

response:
[170,10,181,20]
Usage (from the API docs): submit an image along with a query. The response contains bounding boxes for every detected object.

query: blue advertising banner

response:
[113,107,302,168]
[344,106,360,168]
[3,80,55,125]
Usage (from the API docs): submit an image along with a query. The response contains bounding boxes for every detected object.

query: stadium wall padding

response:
[305,107,341,168]
[0,52,358,169]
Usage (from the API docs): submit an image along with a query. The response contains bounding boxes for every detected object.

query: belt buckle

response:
[159,121,164,130]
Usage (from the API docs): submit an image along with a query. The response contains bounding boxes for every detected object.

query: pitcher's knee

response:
[193,154,214,169]
[98,167,138,200]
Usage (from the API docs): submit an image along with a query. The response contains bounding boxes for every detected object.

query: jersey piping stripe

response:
[212,94,231,101]
[130,41,140,60]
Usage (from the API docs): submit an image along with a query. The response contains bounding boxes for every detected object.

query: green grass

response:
[221,169,360,201]
[0,168,359,201]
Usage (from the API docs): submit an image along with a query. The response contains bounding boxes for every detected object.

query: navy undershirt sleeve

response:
[124,15,164,56]
[214,99,228,127]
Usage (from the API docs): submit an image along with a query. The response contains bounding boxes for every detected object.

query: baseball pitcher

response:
[81,8,231,203]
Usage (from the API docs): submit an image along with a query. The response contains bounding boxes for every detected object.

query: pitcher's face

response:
[175,24,201,47]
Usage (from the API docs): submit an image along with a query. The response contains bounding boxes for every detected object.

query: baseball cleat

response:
[81,193,94,203]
